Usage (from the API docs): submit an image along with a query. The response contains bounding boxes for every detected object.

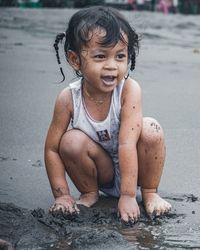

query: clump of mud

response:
[0,202,134,250]
[1,194,198,250]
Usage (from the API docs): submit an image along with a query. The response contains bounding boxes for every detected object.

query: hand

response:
[49,194,80,215]
[118,195,140,223]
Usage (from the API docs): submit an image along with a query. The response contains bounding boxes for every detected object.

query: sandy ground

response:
[0,7,200,249]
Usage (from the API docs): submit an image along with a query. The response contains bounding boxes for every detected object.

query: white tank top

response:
[70,79,125,160]
[69,79,125,197]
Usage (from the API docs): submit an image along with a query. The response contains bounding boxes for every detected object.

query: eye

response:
[116,53,127,60]
[94,54,105,59]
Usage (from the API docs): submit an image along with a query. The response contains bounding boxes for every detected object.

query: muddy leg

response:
[59,129,114,207]
[137,117,171,215]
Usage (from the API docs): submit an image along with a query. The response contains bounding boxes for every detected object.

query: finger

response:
[59,206,66,213]
[54,203,63,210]
[129,208,140,221]
[127,214,135,225]
[127,212,134,221]
[120,212,129,223]
[53,203,66,214]
[133,210,140,221]
[68,203,76,214]
[49,203,57,213]
[51,203,57,210]
[128,213,139,224]
[128,218,136,225]
[73,202,80,214]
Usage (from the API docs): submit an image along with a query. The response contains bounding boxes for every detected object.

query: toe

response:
[145,203,155,215]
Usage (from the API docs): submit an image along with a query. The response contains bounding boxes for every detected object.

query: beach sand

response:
[0,7,200,249]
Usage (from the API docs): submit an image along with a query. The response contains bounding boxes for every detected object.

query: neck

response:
[83,82,111,106]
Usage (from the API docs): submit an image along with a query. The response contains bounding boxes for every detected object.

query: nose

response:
[103,58,118,70]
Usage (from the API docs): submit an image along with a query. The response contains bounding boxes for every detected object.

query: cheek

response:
[80,63,101,77]
[85,63,101,72]
[119,63,128,74]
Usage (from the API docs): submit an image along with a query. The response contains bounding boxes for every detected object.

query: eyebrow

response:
[90,47,127,53]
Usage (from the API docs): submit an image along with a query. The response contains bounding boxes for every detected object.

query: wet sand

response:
[0,7,200,249]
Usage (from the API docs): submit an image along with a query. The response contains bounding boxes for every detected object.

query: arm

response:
[118,78,143,221]
[44,88,78,213]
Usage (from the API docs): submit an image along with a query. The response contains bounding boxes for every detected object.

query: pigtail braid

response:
[130,32,139,72]
[54,32,66,83]
[130,50,136,71]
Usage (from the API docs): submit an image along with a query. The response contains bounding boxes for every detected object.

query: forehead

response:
[85,27,128,49]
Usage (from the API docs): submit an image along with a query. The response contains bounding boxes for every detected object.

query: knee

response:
[59,129,87,159]
[140,117,165,145]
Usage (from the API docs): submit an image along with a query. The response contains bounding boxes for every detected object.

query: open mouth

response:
[101,75,116,86]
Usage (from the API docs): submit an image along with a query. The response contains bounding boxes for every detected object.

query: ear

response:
[67,50,80,71]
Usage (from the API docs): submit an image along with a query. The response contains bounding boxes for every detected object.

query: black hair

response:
[54,6,139,82]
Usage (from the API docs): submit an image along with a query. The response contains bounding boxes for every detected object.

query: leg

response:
[59,129,114,207]
[137,117,171,215]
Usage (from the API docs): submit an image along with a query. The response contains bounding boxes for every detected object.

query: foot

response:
[142,189,171,216]
[76,191,99,207]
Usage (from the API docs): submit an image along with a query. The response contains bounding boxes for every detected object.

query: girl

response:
[45,6,171,222]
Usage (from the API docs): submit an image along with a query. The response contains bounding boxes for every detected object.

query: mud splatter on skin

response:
[53,187,67,197]
[150,122,161,132]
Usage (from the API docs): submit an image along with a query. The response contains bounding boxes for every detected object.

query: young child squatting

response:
[44,6,171,222]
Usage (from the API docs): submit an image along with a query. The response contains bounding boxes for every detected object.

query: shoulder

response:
[123,77,141,94]
[121,77,142,106]
[54,87,73,117]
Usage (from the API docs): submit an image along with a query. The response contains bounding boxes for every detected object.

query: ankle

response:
[80,191,99,197]
[77,191,99,207]
[141,188,158,194]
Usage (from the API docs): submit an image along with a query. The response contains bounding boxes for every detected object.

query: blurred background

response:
[0,0,200,248]
[0,0,200,14]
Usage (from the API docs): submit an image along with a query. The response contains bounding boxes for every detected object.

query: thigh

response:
[59,129,115,185]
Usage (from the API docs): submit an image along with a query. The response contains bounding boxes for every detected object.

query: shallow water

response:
[0,7,200,250]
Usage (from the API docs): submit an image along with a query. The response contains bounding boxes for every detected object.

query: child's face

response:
[79,28,129,92]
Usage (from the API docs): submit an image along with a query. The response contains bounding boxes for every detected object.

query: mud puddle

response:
[0,193,199,250]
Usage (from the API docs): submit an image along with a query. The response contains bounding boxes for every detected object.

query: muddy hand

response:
[49,194,79,215]
[118,195,140,223]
